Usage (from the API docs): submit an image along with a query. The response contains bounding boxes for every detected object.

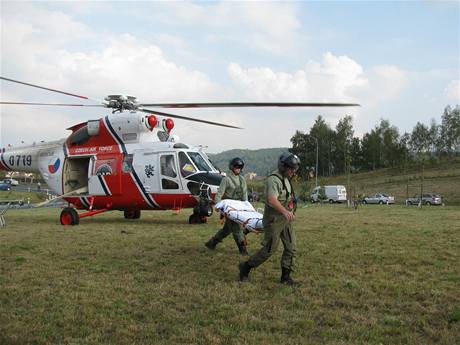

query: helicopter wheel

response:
[124,210,141,219]
[60,207,80,226]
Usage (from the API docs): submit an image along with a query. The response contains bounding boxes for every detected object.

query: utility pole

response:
[312,136,319,187]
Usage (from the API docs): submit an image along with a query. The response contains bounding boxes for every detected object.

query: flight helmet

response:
[229,157,245,170]
[278,152,300,173]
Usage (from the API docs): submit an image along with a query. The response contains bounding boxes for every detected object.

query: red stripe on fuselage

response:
[0,153,10,171]
[0,161,9,171]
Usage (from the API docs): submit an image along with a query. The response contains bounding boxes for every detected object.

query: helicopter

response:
[0,76,359,225]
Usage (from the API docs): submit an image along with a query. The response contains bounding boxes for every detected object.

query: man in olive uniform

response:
[205,157,249,255]
[239,153,300,285]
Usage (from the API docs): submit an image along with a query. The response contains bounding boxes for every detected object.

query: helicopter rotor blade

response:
[0,76,105,106]
[0,101,104,107]
[1,76,91,100]
[139,102,361,108]
[138,107,242,129]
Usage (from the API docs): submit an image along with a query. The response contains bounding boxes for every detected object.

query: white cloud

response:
[226,54,417,142]
[143,2,302,55]
[51,34,221,101]
[445,80,459,101]
[228,52,368,102]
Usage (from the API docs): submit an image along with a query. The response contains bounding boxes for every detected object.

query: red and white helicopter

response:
[0,76,359,225]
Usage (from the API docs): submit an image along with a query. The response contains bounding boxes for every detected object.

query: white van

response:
[310,185,347,203]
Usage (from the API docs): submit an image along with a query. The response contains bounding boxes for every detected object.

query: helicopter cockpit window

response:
[122,154,133,173]
[161,179,179,190]
[188,152,212,172]
[179,152,197,177]
[160,155,177,178]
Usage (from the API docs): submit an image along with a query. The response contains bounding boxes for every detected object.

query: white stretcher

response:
[215,200,264,232]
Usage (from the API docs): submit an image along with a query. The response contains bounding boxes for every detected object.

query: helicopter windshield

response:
[188,152,212,172]
[179,152,197,177]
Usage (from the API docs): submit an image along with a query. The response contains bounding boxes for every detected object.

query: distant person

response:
[239,153,301,285]
[205,157,249,255]
[37,182,41,191]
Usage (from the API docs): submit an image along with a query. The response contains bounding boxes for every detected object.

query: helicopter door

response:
[88,154,122,196]
[132,151,160,193]
[159,153,182,192]
[62,157,90,194]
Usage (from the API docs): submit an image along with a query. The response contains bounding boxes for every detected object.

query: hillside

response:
[316,157,460,205]
[208,147,288,176]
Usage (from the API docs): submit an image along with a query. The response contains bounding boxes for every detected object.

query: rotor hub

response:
[104,95,139,112]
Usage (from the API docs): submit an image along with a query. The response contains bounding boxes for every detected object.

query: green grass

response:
[0,190,47,203]
[0,205,459,344]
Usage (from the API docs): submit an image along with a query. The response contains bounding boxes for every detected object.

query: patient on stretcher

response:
[214,199,264,232]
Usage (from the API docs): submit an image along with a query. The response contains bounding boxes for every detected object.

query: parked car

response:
[0,178,19,186]
[0,183,11,191]
[406,193,443,206]
[363,193,395,205]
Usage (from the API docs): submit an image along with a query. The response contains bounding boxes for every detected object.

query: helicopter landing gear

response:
[124,210,141,219]
[60,207,80,225]
[60,206,111,225]
[188,183,213,225]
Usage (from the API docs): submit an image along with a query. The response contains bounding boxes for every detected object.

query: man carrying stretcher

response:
[239,153,301,285]
[205,157,249,255]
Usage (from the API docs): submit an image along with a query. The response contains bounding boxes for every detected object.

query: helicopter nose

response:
[185,172,223,187]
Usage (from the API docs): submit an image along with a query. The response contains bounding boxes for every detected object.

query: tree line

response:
[289,105,460,180]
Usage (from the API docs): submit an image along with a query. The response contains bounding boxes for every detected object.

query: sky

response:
[1,1,459,153]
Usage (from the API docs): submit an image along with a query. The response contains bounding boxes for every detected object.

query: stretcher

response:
[0,199,24,227]
[215,199,264,232]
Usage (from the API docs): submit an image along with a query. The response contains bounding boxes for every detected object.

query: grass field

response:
[1,205,459,345]
[0,190,47,204]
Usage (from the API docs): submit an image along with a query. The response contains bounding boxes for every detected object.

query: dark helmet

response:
[229,157,245,170]
[278,152,301,173]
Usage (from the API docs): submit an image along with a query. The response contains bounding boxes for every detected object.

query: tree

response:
[349,137,362,172]
[334,115,354,175]
[439,105,460,155]
[361,129,381,170]
[410,122,430,158]
[290,115,336,179]
[310,116,335,177]
[290,130,311,180]
[379,120,401,166]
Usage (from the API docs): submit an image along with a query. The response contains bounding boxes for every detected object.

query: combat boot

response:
[205,238,218,250]
[280,267,301,286]
[239,261,252,282]
[236,241,249,256]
